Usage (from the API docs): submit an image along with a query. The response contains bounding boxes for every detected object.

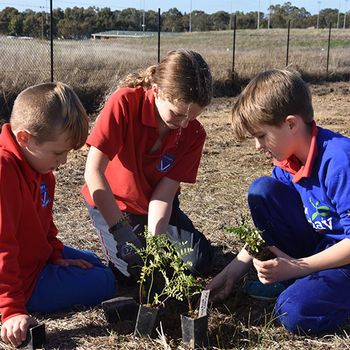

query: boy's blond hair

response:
[232,69,314,140]
[10,82,89,149]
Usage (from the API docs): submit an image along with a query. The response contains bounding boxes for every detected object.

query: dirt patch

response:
[17,82,350,349]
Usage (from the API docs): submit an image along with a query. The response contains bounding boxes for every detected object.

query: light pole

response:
[337,0,341,28]
[317,1,321,29]
[268,0,272,29]
[257,0,260,29]
[142,0,145,32]
[344,0,349,28]
[39,5,45,40]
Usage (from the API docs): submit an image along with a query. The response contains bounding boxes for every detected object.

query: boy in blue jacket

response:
[208,69,350,334]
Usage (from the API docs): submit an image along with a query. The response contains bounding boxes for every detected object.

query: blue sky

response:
[0,0,344,15]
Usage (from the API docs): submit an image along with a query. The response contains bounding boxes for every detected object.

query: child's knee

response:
[248,176,276,199]
[275,294,306,333]
[275,291,335,334]
[97,267,117,300]
[82,266,117,304]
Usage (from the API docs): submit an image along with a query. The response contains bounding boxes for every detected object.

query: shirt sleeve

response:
[87,91,128,160]
[325,151,350,236]
[0,157,28,322]
[44,173,64,263]
[166,122,206,184]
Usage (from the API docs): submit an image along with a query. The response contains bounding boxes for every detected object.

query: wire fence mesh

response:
[1,17,349,118]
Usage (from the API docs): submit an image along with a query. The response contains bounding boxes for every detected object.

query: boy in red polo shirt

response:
[0,83,116,347]
[82,49,214,281]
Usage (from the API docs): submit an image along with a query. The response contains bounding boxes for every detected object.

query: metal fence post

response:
[231,14,237,80]
[157,8,161,63]
[286,19,291,67]
[50,0,54,82]
[326,21,332,75]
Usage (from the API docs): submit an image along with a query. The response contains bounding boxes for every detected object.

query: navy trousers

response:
[248,176,350,334]
[87,195,213,278]
[26,246,116,313]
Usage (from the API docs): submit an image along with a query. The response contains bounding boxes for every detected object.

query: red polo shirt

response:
[82,87,206,214]
[0,124,63,322]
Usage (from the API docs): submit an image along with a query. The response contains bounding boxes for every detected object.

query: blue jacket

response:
[273,127,350,240]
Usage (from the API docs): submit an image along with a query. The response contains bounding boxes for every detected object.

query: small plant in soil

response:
[226,216,272,260]
[133,229,195,307]
[131,229,203,337]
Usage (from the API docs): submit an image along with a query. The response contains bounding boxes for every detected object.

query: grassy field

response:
[1,28,350,349]
[0,82,348,350]
[1,28,350,118]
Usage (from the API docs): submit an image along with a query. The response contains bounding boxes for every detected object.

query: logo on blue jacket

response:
[40,181,51,207]
[157,153,175,173]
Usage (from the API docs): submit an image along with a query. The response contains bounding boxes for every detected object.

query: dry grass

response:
[1,28,350,119]
[1,82,348,349]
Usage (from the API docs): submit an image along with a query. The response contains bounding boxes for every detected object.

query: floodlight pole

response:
[317,1,321,29]
[337,0,341,28]
[142,0,145,31]
[344,0,349,28]
[40,6,45,40]
[268,0,272,29]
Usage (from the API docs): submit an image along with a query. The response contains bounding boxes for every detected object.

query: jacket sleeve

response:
[325,151,350,236]
[0,157,28,322]
[46,173,64,263]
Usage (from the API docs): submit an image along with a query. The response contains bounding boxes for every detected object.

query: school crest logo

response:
[157,153,175,173]
[307,197,333,231]
[40,181,51,207]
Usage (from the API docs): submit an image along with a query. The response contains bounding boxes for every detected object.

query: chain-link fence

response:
[1,17,350,119]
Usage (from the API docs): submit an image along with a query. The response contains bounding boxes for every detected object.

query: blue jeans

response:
[26,245,116,313]
[248,176,350,334]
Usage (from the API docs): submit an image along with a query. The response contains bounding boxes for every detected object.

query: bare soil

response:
[2,82,350,350]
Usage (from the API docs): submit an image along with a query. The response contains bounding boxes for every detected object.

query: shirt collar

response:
[273,121,318,183]
[141,88,158,128]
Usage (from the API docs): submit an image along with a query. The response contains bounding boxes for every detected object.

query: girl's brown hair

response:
[118,49,213,107]
[10,82,89,149]
[232,69,314,140]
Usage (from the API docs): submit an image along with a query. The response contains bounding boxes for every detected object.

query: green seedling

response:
[132,229,203,308]
[226,217,271,260]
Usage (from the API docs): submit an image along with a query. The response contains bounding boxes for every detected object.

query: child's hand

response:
[206,270,235,303]
[1,314,36,347]
[53,258,93,269]
[253,246,308,283]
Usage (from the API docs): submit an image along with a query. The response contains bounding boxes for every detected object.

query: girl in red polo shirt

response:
[82,49,213,281]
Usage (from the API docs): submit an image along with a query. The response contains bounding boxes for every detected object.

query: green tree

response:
[269,2,311,28]
[236,11,258,29]
[118,8,140,31]
[145,10,159,32]
[8,13,23,36]
[162,7,184,32]
[211,11,230,30]
[22,10,41,37]
[191,10,211,31]
[320,8,339,28]
[95,7,114,32]
[0,7,19,34]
